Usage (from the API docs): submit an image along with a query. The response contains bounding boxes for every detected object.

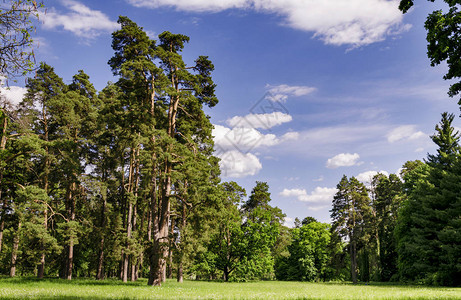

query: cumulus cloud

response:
[326,153,360,169]
[216,150,262,178]
[227,112,293,129]
[266,84,316,102]
[213,124,279,153]
[127,0,409,47]
[284,217,294,227]
[356,170,389,183]
[387,125,426,143]
[281,131,299,141]
[0,85,27,106]
[41,0,119,39]
[280,187,337,203]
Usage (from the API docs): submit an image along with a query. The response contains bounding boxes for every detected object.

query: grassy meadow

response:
[0,278,460,300]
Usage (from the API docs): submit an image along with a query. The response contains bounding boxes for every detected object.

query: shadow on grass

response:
[0,276,148,287]
[0,297,137,300]
[320,280,459,289]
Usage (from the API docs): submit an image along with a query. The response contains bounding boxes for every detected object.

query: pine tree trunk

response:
[223,266,229,282]
[0,196,6,254]
[177,204,187,283]
[167,218,175,279]
[10,221,21,277]
[96,190,107,280]
[0,115,5,253]
[0,113,6,253]
[67,238,74,280]
[37,205,47,279]
[123,201,132,283]
[123,148,136,283]
[131,153,139,282]
[66,182,76,280]
[147,166,161,286]
[177,260,183,283]
[350,240,357,284]
[96,236,105,280]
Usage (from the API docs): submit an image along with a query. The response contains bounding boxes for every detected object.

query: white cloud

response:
[356,170,389,183]
[128,0,409,47]
[128,0,249,12]
[313,175,324,182]
[216,150,262,178]
[281,131,299,141]
[284,217,294,227]
[0,85,27,106]
[415,147,424,153]
[307,205,331,212]
[227,112,293,129]
[266,84,316,102]
[387,125,426,143]
[280,188,306,198]
[213,124,279,153]
[326,153,360,168]
[280,187,337,203]
[41,0,119,39]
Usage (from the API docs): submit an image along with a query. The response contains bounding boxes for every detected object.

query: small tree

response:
[0,0,42,79]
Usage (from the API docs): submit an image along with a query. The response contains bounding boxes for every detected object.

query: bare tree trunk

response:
[66,182,76,280]
[123,201,133,283]
[223,266,229,282]
[131,150,140,282]
[37,205,47,279]
[177,204,187,283]
[160,169,171,283]
[0,115,6,253]
[350,240,357,284]
[10,222,21,277]
[96,236,105,280]
[177,261,183,283]
[0,196,6,254]
[123,148,136,283]
[96,191,107,280]
[67,239,74,280]
[167,218,175,279]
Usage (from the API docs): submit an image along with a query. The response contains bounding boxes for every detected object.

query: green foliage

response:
[202,182,283,282]
[275,221,332,281]
[399,0,461,103]
[370,173,403,281]
[331,175,372,284]
[396,113,461,286]
[0,0,43,79]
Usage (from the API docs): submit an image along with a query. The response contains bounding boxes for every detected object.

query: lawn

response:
[0,277,460,299]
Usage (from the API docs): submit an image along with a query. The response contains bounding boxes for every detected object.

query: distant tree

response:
[0,0,42,79]
[330,175,371,284]
[207,182,246,281]
[399,0,461,103]
[370,173,403,281]
[396,113,461,285]
[301,216,318,226]
[275,221,331,281]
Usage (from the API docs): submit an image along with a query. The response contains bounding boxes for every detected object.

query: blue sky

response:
[2,0,460,225]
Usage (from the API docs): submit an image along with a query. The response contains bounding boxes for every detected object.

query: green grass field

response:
[0,278,460,299]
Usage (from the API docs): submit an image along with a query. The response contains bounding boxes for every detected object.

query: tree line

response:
[329,113,461,286]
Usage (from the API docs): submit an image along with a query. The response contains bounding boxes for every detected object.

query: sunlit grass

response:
[0,277,460,299]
